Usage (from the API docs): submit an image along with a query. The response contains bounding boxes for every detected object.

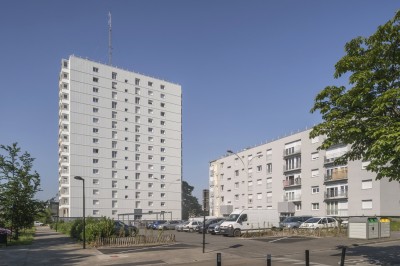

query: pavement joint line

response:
[268,236,290,243]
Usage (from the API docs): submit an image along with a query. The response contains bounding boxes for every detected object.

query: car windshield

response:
[304,218,320,223]
[226,214,240,222]
[283,217,298,223]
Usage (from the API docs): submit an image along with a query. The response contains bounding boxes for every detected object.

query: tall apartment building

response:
[58,55,182,220]
[209,129,400,218]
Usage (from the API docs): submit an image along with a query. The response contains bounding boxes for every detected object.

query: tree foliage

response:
[310,11,400,181]
[0,143,44,239]
[181,181,203,220]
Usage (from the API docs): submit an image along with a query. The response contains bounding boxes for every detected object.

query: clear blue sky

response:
[0,1,398,201]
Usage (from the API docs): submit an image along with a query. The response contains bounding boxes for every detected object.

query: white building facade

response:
[209,129,400,219]
[58,55,182,220]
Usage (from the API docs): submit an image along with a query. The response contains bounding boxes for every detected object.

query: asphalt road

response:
[98,230,400,265]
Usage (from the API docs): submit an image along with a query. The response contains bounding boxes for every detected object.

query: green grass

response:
[1,228,36,247]
[390,220,400,231]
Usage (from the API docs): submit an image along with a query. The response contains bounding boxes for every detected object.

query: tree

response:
[310,11,400,181]
[0,143,43,239]
[181,181,203,220]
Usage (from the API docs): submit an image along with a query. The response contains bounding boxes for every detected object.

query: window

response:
[112,160,117,168]
[362,199,372,209]
[148,90,153,96]
[112,171,117,178]
[161,129,165,135]
[148,201,154,207]
[161,175,166,180]
[93,67,98,72]
[93,158,98,164]
[93,128,98,133]
[148,109,154,114]
[135,97,140,104]
[361,161,371,170]
[93,210,99,215]
[148,81,153,87]
[257,179,262,185]
[93,179,99,185]
[235,170,239,176]
[160,111,165,117]
[148,183,154,188]
[112,82,117,89]
[93,169,99,174]
[92,117,99,123]
[311,169,319,177]
[112,101,117,109]
[112,92,117,99]
[112,181,118,188]
[93,77,98,82]
[148,100,153,105]
[135,78,140,85]
[135,173,140,179]
[257,165,262,172]
[148,164,154,170]
[161,202,166,207]
[161,184,166,189]
[160,139,165,144]
[135,126,140,132]
[160,94,165,99]
[362,179,373,189]
[161,147,166,153]
[93,149,98,155]
[92,97,98,103]
[112,191,118,198]
[311,152,319,160]
[112,131,117,139]
[148,192,153,197]
[312,186,319,194]
[160,84,165,90]
[160,121,165,126]
[161,166,166,171]
[148,146,154,151]
[135,87,140,94]
[311,136,319,144]
[93,107,98,113]
[135,154,140,161]
[161,157,166,162]
[148,118,153,124]
[257,193,262,200]
[63,104,69,110]
[93,189,99,195]
[148,136,154,142]
[312,203,319,210]
[160,103,165,108]
[135,116,141,123]
[135,107,140,114]
[235,194,239,201]
[148,127,154,133]
[112,72,117,79]
[112,151,117,158]
[112,121,117,128]
[148,155,153,160]
[125,98,128,102]
[266,163,272,174]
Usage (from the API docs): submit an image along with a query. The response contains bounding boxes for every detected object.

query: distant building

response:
[209,129,400,218]
[58,55,182,219]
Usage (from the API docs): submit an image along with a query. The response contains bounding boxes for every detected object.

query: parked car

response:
[158,220,181,230]
[175,221,189,232]
[114,220,138,236]
[197,218,225,234]
[34,221,44,226]
[208,220,225,235]
[299,217,338,229]
[183,221,202,232]
[150,220,167,230]
[279,216,312,229]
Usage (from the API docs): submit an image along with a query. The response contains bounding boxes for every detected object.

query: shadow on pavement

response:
[330,244,400,265]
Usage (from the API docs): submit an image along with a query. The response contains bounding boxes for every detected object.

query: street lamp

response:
[74,176,86,249]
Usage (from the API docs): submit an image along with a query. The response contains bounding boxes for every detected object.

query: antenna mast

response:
[108,12,112,65]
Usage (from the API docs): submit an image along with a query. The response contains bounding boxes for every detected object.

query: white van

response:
[219,209,279,237]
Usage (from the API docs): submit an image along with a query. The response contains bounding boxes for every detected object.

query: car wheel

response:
[233,229,241,237]
[189,228,193,232]
[163,226,167,230]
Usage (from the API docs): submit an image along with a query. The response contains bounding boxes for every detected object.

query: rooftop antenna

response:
[108,12,112,65]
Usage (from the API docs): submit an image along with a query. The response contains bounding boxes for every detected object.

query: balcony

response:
[324,169,348,183]
[326,209,348,217]
[283,178,301,188]
[283,194,301,202]
[283,165,301,173]
[324,191,348,200]
[283,146,301,158]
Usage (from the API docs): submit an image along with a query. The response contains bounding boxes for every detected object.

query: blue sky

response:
[0,1,398,201]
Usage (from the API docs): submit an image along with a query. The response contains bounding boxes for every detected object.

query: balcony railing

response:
[324,191,348,200]
[283,165,301,173]
[327,209,348,216]
[283,178,301,188]
[283,146,301,157]
[324,169,348,182]
[283,195,301,202]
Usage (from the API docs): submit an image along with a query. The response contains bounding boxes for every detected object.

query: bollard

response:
[217,253,222,266]
[305,250,310,266]
[266,254,271,266]
[340,247,346,266]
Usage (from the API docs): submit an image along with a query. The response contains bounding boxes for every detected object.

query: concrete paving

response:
[0,226,399,266]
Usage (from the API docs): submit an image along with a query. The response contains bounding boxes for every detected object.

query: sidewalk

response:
[0,227,399,266]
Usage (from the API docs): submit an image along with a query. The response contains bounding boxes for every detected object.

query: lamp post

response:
[74,176,85,249]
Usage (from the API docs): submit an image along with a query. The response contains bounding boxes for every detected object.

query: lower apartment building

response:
[58,55,182,220]
[209,129,400,219]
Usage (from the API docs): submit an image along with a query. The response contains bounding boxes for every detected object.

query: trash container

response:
[348,217,379,239]
[379,218,390,238]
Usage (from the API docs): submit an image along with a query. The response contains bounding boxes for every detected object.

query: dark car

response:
[207,220,225,235]
[279,216,312,229]
[197,218,225,234]
[114,221,138,236]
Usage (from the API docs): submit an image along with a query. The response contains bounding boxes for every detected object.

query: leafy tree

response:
[310,11,400,181]
[182,181,203,220]
[0,143,43,239]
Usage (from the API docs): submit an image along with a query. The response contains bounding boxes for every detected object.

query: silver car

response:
[158,220,180,230]
[175,221,189,232]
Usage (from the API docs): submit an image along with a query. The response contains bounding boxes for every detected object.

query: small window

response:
[362,199,372,209]
[93,97,98,103]
[135,78,140,85]
[148,81,153,87]
[93,67,99,72]
[93,138,98,143]
[311,152,319,160]
[112,72,117,79]
[312,203,319,210]
[93,87,99,93]
[93,77,98,82]
[111,111,117,118]
[160,94,165,99]
[93,128,99,133]
[160,103,165,108]
[148,90,153,96]
[93,118,99,123]
[362,179,372,189]
[311,186,319,194]
[112,82,117,89]
[148,100,153,105]
[93,107,98,113]
[160,85,165,90]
